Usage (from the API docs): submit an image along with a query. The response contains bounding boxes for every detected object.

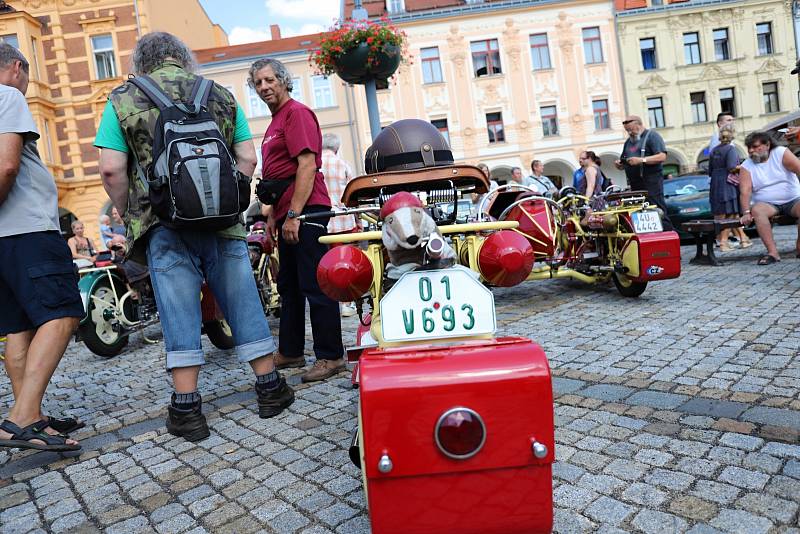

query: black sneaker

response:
[256,377,295,418]
[166,403,210,442]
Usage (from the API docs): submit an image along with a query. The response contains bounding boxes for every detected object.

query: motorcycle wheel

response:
[79,279,129,358]
[612,272,648,298]
[204,319,235,350]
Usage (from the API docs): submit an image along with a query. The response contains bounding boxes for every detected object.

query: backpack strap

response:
[128,75,174,111]
[189,76,213,112]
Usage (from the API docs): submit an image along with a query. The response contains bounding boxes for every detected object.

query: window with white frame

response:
[529,34,551,70]
[312,75,335,108]
[0,34,19,48]
[91,34,117,79]
[713,28,729,61]
[592,99,610,130]
[690,91,707,123]
[421,47,443,84]
[245,84,269,118]
[683,32,701,65]
[540,105,558,137]
[640,37,657,70]
[471,39,502,77]
[647,97,665,128]
[386,0,405,14]
[763,81,779,113]
[30,37,41,80]
[756,22,773,56]
[720,87,736,116]
[582,27,603,64]
[291,77,304,104]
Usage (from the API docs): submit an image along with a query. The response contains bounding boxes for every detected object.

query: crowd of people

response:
[1,31,799,454]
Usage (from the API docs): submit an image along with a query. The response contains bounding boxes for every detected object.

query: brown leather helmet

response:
[364,119,453,174]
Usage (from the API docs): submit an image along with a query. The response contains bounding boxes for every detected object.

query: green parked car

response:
[664,174,711,241]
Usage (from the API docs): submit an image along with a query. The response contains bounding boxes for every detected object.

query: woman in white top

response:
[738,131,800,264]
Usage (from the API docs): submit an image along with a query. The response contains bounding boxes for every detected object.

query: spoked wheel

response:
[612,271,648,298]
[79,280,128,357]
[204,319,235,350]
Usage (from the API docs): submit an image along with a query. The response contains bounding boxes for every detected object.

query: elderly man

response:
[525,159,557,196]
[615,115,673,230]
[509,166,524,185]
[0,44,83,452]
[95,33,294,442]
[251,57,345,383]
[739,131,800,265]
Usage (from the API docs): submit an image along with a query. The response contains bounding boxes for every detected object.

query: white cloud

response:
[264,0,339,20]
[280,23,326,37]
[229,26,271,45]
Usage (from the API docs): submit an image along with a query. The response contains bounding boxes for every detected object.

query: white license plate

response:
[632,211,663,233]
[381,268,495,343]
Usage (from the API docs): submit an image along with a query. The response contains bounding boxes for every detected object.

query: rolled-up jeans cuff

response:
[236,337,277,363]
[166,349,206,370]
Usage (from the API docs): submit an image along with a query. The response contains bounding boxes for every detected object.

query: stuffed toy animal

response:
[380,192,455,279]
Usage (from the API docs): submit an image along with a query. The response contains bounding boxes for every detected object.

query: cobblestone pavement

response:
[1,226,799,533]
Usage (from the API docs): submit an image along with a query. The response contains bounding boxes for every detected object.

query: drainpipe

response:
[133,0,142,37]
[613,8,629,115]
[345,82,364,173]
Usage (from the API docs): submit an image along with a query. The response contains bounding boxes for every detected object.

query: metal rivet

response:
[532,441,548,459]
[378,454,393,473]
[372,178,378,183]
[422,143,431,152]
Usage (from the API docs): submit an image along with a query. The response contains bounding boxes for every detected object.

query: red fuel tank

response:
[624,230,682,282]
[359,336,554,534]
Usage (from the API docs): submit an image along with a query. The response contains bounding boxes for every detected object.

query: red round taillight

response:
[434,407,486,459]
[317,245,374,302]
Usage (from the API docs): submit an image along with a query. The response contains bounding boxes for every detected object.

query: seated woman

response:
[67,220,97,268]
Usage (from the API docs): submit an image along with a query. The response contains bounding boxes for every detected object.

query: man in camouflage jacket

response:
[95,32,294,442]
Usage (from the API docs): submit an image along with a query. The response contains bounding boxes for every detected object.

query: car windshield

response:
[663,176,710,197]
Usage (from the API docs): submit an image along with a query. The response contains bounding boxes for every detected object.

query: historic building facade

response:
[616,0,798,173]
[343,0,629,186]
[195,31,368,184]
[2,0,226,238]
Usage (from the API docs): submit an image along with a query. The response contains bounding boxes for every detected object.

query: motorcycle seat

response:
[342,164,490,207]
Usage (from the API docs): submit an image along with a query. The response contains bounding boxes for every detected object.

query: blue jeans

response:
[146,226,276,370]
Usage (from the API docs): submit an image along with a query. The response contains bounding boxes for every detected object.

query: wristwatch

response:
[287,209,299,219]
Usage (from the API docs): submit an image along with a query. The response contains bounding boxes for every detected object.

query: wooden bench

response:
[681,219,743,266]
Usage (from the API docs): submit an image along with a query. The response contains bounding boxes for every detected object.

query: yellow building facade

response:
[616,0,798,173]
[2,0,226,240]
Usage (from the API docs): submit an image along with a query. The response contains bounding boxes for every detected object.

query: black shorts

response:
[0,231,84,335]
[766,197,800,218]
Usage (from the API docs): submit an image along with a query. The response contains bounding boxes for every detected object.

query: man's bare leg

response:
[752,203,780,259]
[0,317,79,445]
[3,329,33,399]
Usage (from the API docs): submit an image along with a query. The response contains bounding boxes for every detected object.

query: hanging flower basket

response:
[310,17,407,86]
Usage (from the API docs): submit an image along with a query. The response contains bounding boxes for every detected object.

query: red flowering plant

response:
[310,16,408,78]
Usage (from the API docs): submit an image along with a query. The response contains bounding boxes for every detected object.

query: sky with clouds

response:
[198,0,341,45]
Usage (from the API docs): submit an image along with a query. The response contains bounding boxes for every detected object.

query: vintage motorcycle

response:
[478,183,681,297]
[301,162,555,534]
[77,256,233,358]
[246,221,280,318]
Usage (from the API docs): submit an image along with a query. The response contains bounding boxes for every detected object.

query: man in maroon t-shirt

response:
[251,58,345,383]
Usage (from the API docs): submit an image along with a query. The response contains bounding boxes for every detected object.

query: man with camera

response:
[615,115,674,230]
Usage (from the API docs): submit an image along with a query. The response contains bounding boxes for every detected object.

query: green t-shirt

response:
[94,99,251,241]
[94,100,252,152]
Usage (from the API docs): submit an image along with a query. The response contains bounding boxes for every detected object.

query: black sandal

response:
[757,254,779,265]
[0,420,81,452]
[44,415,85,435]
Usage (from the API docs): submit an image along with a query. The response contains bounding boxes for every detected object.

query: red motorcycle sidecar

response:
[358,336,554,534]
